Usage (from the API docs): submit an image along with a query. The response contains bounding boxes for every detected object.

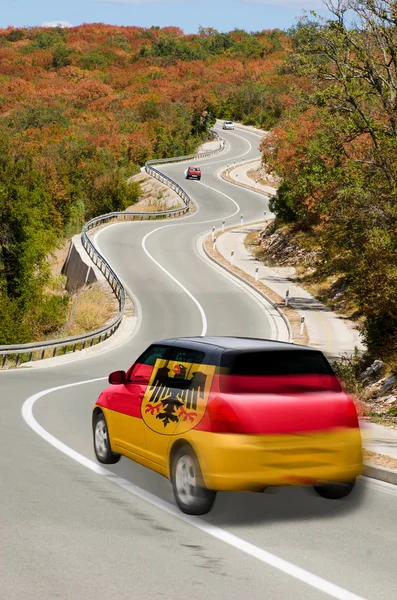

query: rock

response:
[384,395,397,406]
[379,375,397,395]
[360,360,386,382]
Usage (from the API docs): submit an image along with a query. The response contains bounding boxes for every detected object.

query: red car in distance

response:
[186,166,201,180]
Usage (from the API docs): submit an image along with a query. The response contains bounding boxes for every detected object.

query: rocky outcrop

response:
[361,361,397,419]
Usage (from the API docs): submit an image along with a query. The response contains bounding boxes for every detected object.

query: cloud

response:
[41,21,73,28]
[240,0,326,7]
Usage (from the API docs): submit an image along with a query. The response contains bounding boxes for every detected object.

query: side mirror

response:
[108,370,126,385]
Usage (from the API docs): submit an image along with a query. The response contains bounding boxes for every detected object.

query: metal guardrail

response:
[0,130,226,369]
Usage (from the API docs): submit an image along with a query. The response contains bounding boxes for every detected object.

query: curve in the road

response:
[22,378,367,600]
[4,125,394,600]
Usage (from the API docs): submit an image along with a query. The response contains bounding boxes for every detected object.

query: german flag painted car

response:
[92,337,363,515]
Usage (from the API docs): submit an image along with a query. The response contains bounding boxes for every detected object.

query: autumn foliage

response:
[0,24,291,344]
[266,2,397,362]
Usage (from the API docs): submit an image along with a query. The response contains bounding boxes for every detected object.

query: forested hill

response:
[0,25,291,345]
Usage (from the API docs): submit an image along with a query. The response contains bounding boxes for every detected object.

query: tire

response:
[198,177,201,181]
[93,412,121,464]
[170,446,216,515]
[313,478,356,500]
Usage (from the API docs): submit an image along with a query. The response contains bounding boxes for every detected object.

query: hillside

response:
[258,2,397,368]
[0,24,292,345]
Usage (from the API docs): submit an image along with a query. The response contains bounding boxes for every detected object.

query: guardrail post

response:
[52,348,56,357]
[2,355,6,369]
[300,316,305,336]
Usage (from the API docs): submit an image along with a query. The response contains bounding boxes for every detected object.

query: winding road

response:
[1,125,396,600]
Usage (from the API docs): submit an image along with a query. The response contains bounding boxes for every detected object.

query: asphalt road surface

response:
[1,126,396,600]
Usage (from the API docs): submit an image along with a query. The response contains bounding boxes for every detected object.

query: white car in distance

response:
[222,121,234,130]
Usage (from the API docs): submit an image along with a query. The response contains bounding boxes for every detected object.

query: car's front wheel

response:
[93,412,121,464]
[171,446,216,515]
[313,478,356,499]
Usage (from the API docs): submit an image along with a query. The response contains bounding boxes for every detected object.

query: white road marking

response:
[194,232,283,342]
[22,378,368,600]
[177,132,253,169]
[141,226,208,336]
[95,181,243,339]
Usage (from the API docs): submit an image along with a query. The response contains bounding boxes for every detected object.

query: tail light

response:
[206,397,245,434]
[345,400,359,428]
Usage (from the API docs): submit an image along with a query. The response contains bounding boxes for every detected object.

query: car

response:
[92,336,363,515]
[186,166,201,180]
[222,121,234,130]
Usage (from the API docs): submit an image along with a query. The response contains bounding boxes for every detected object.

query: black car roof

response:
[155,336,321,353]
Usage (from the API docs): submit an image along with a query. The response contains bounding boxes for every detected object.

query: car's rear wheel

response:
[198,176,201,180]
[171,446,216,515]
[313,478,356,499]
[93,412,120,464]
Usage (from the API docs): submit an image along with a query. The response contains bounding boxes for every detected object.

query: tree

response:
[271,0,397,358]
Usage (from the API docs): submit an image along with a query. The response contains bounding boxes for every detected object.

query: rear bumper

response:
[187,429,363,491]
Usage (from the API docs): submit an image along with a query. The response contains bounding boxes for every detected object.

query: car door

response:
[142,345,215,467]
[109,344,171,458]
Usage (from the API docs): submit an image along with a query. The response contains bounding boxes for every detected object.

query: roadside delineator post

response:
[222,219,225,232]
[264,211,267,220]
[212,226,216,240]
[255,266,259,282]
[285,289,289,306]
[213,236,217,251]
[231,250,235,266]
[240,214,244,226]
[300,316,305,336]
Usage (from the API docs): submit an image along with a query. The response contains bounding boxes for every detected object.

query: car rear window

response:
[219,349,338,393]
[221,349,333,376]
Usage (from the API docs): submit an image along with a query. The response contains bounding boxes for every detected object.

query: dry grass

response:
[221,168,270,197]
[204,231,309,346]
[57,282,118,338]
[246,167,280,188]
[363,449,397,470]
[128,171,194,213]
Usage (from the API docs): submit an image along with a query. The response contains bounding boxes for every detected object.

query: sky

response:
[2,0,333,34]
